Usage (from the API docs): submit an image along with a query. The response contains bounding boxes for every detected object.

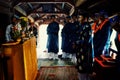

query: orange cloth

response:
[92,19,108,33]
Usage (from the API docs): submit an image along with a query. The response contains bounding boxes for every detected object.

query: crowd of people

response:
[46,12,120,80]
[5,16,38,43]
[5,11,120,80]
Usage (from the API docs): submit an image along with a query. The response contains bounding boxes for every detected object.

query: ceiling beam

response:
[88,0,105,9]
[20,0,75,6]
[31,12,67,15]
[54,5,68,14]
[27,4,42,15]
[75,0,86,7]
[14,5,27,16]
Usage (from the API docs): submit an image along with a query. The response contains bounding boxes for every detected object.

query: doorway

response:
[37,24,63,59]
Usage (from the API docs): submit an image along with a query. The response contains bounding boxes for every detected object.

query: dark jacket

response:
[47,21,59,53]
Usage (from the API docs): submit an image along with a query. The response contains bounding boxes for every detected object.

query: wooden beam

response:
[31,12,67,15]
[14,5,27,16]
[20,0,75,6]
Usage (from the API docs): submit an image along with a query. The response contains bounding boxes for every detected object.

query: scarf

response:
[92,19,108,33]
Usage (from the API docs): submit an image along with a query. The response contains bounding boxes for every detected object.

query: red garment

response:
[118,33,120,41]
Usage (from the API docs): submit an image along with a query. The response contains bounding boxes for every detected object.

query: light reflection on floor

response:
[37,59,75,70]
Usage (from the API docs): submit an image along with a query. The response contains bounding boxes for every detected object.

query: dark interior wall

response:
[0,56,4,80]
[0,1,13,79]
[0,1,14,45]
[0,12,11,45]
[0,14,9,44]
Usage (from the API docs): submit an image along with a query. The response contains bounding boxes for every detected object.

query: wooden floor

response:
[36,59,77,80]
[37,58,75,70]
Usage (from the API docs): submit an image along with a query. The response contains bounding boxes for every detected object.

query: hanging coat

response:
[47,21,59,53]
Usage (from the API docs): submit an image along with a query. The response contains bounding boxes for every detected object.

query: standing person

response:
[5,16,21,42]
[112,13,120,79]
[29,22,38,38]
[46,15,59,60]
[114,24,120,80]
[92,12,112,57]
[29,22,38,45]
[61,16,75,60]
[70,14,79,63]
[5,18,14,42]
[74,14,93,80]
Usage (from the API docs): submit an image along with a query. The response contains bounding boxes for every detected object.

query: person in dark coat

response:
[74,14,93,80]
[70,14,80,63]
[92,12,112,57]
[61,16,75,59]
[46,15,60,60]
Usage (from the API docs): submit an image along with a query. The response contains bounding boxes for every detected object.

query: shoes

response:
[53,54,58,60]
[43,50,47,53]
[48,53,59,60]
[60,57,71,61]
[53,58,58,61]
[58,54,62,59]
[48,58,53,60]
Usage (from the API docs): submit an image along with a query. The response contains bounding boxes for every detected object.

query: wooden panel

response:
[1,37,37,80]
[13,45,25,80]
[0,56,4,80]
[23,39,33,80]
[22,37,37,80]
[31,37,37,80]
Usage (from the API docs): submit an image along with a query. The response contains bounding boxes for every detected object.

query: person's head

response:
[112,14,120,33]
[92,13,100,24]
[77,14,87,23]
[30,22,35,27]
[94,11,107,23]
[11,16,21,25]
[97,13,108,25]
[10,16,17,25]
[17,18,21,23]
[72,14,78,22]
[65,16,72,23]
[50,15,56,21]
